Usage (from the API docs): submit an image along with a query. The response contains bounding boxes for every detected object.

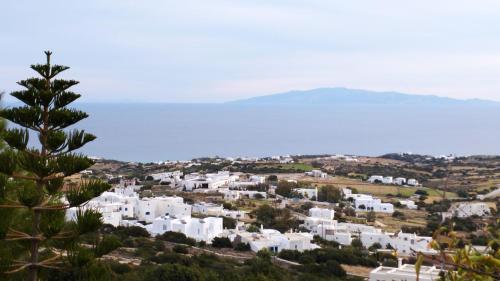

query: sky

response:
[2,0,500,103]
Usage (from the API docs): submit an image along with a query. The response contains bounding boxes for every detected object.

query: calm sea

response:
[66,103,500,162]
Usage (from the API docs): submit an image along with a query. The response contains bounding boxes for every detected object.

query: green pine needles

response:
[0,51,111,281]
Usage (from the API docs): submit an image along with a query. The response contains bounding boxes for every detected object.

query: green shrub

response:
[158,231,196,246]
[234,242,251,251]
[173,245,189,254]
[211,237,232,248]
[95,235,123,257]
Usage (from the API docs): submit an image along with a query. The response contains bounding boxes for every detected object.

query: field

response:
[282,174,457,202]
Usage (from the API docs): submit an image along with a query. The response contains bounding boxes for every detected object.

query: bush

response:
[144,263,202,281]
[278,250,303,262]
[223,202,235,210]
[108,261,132,274]
[317,185,342,203]
[211,237,232,248]
[414,189,428,196]
[113,226,150,238]
[173,244,189,254]
[234,242,251,251]
[158,231,196,246]
[223,217,237,229]
[96,235,123,257]
[253,193,264,199]
[382,258,398,267]
[368,242,382,251]
[392,210,406,220]
[351,239,363,248]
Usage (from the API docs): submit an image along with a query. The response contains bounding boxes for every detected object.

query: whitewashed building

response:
[361,231,434,256]
[136,196,191,223]
[399,200,418,210]
[305,170,327,178]
[235,228,319,253]
[293,188,318,199]
[220,189,267,201]
[407,179,419,186]
[368,175,384,183]
[445,202,491,218]
[182,171,238,191]
[149,215,223,243]
[394,177,406,185]
[192,202,224,216]
[355,196,394,213]
[369,263,441,281]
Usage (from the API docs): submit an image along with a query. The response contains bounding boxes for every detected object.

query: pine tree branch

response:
[5,228,44,241]
[4,262,31,274]
[11,173,39,181]
[33,203,69,211]
[0,204,26,209]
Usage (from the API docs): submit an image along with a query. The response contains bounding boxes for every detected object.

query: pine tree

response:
[0,51,110,281]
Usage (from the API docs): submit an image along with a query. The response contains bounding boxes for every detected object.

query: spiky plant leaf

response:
[44,130,67,152]
[53,91,81,109]
[17,149,52,178]
[0,150,17,175]
[40,209,65,238]
[48,108,88,129]
[73,209,102,235]
[0,106,43,130]
[56,153,94,176]
[65,180,110,207]
[2,128,29,150]
[16,181,44,208]
[67,246,94,267]
[45,177,64,195]
[66,130,96,152]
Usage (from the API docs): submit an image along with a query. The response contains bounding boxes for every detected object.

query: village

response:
[68,153,499,281]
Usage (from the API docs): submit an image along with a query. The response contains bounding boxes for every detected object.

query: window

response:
[145,211,150,215]
[163,225,166,230]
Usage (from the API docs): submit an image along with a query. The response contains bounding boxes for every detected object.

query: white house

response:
[182,171,237,191]
[355,196,394,213]
[382,176,394,184]
[368,175,384,183]
[305,170,327,178]
[446,202,491,218]
[136,196,191,223]
[149,171,183,185]
[221,189,267,201]
[303,207,337,236]
[361,231,434,256]
[293,188,318,199]
[235,228,319,253]
[192,202,224,216]
[399,200,417,209]
[309,207,334,220]
[394,177,406,185]
[149,215,223,243]
[222,209,248,220]
[369,263,441,281]
[399,200,418,210]
[407,179,419,186]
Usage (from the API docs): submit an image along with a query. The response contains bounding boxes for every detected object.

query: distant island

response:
[229,87,500,106]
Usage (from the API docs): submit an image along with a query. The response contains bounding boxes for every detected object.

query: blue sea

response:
[66,103,500,162]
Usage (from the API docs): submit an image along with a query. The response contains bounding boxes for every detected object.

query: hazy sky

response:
[2,0,500,102]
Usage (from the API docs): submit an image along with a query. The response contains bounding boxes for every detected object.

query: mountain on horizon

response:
[228,87,499,106]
